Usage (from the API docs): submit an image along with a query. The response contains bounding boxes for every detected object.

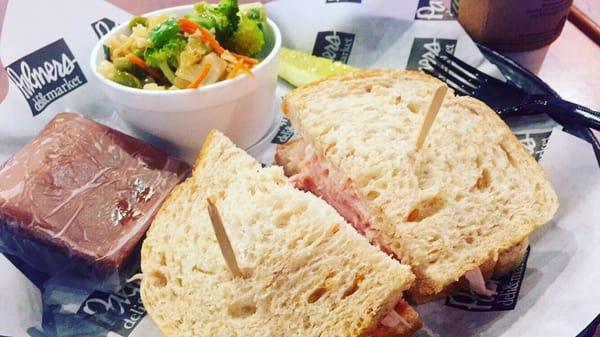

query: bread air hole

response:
[158,251,167,266]
[275,211,293,228]
[342,273,365,299]
[407,101,420,113]
[466,106,479,115]
[307,287,328,303]
[304,230,322,247]
[475,156,482,168]
[427,234,442,243]
[394,96,402,105]
[328,223,341,235]
[148,270,167,288]
[471,169,491,191]
[406,197,446,222]
[324,141,337,156]
[499,143,517,167]
[303,316,311,329]
[191,265,214,275]
[406,209,420,222]
[346,148,356,158]
[228,299,257,318]
[366,190,380,201]
[365,84,373,93]
[427,248,441,263]
[295,201,309,216]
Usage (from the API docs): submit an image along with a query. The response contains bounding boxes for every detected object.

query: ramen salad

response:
[97,0,273,90]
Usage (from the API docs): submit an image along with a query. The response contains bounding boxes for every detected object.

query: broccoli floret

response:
[239,2,266,21]
[149,17,181,48]
[191,0,239,41]
[225,15,264,57]
[144,37,187,83]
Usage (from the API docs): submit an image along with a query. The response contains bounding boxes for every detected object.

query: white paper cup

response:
[90,5,281,160]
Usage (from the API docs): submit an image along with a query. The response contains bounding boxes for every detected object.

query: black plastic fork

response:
[423,50,600,132]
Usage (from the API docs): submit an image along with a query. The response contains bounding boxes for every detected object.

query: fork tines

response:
[423,51,493,96]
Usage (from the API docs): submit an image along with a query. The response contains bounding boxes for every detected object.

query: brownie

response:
[0,113,190,277]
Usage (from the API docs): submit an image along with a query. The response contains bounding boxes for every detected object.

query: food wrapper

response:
[0,0,598,336]
[0,113,191,294]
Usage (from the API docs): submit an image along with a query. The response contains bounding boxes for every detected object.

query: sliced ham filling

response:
[465,267,497,297]
[286,140,394,255]
[283,140,420,336]
[289,142,371,235]
[373,299,421,337]
[281,139,502,303]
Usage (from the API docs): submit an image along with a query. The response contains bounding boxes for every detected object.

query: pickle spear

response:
[278,47,358,87]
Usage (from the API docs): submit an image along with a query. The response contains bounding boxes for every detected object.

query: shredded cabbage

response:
[107,25,152,60]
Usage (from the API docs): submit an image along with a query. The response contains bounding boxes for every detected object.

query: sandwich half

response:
[141,130,421,337]
[275,70,558,301]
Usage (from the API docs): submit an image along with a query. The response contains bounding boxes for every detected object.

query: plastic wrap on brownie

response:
[0,113,190,291]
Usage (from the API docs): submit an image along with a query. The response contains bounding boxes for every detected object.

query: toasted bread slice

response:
[280,70,558,298]
[141,130,419,337]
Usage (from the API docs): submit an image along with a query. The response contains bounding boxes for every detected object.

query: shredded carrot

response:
[177,18,226,55]
[196,25,226,54]
[188,63,212,89]
[176,18,256,82]
[178,18,199,34]
[128,54,147,69]
[178,17,259,72]
[238,62,254,77]
[230,52,259,65]
[127,54,165,82]
[226,59,254,79]
[226,60,243,79]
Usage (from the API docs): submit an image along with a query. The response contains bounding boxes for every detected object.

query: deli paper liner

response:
[0,1,131,147]
[0,0,598,336]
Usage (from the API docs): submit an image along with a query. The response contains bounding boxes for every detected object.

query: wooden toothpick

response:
[416,85,448,150]
[206,197,244,278]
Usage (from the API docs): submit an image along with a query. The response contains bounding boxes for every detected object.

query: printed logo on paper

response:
[326,0,361,3]
[91,18,117,39]
[271,117,295,144]
[76,280,146,336]
[445,247,530,312]
[415,0,454,20]
[514,129,552,161]
[406,38,457,71]
[5,39,87,116]
[312,31,355,64]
